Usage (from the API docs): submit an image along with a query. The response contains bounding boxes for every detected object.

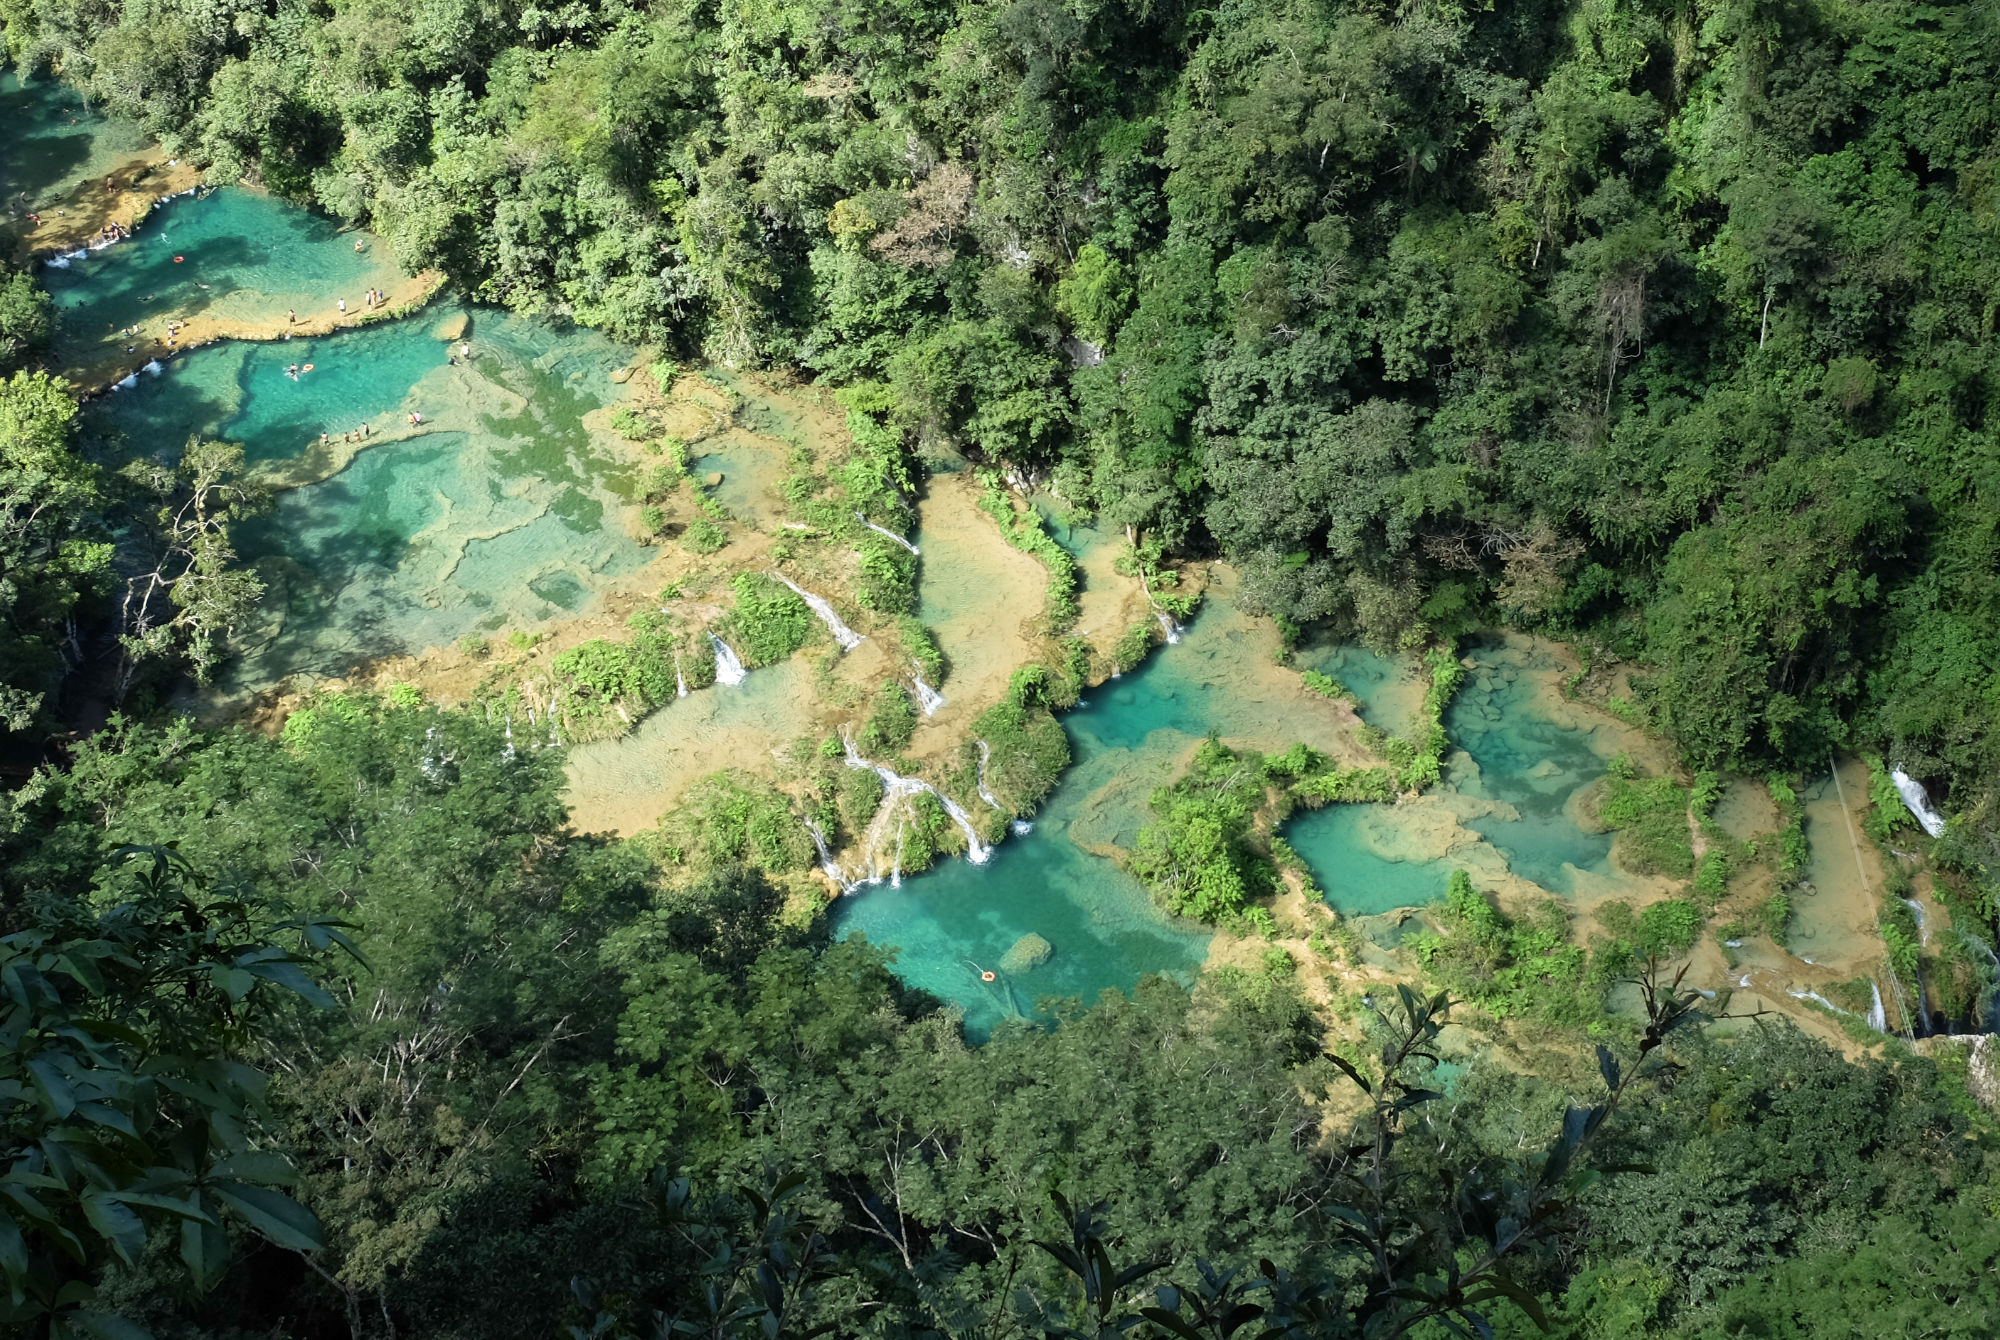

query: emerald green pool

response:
[42,186,402,364]
[0,71,149,217]
[88,304,655,687]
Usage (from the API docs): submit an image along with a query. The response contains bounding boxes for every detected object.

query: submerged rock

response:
[433,312,469,340]
[705,471,725,487]
[999,933,1054,974]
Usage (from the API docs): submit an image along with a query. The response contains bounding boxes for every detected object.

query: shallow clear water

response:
[1443,641,1614,895]
[1284,803,1447,917]
[0,72,150,215]
[43,187,401,360]
[89,304,654,687]
[1293,640,1415,734]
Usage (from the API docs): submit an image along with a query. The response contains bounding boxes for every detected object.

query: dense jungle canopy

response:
[5,0,2000,1337]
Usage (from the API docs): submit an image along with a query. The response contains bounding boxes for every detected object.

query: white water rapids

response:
[771,572,863,650]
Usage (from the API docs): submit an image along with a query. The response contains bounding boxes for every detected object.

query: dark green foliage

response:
[720,573,813,667]
[0,847,352,1333]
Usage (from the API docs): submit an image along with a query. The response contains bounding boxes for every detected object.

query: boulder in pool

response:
[999,933,1053,974]
[704,471,725,488]
[433,312,469,341]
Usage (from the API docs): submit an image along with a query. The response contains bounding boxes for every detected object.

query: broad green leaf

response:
[210,1181,322,1251]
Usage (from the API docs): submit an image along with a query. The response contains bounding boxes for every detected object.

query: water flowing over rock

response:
[115,372,137,389]
[912,663,945,715]
[843,736,990,866]
[771,571,863,650]
[1892,768,1947,837]
[1155,609,1182,645]
[676,670,688,698]
[1902,897,1929,946]
[709,632,746,685]
[805,819,857,892]
[143,359,163,375]
[975,740,1003,810]
[1868,980,1889,1032]
[854,511,919,554]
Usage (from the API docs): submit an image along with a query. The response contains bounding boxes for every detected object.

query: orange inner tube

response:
[302,364,314,372]
[173,255,184,262]
[980,971,996,982]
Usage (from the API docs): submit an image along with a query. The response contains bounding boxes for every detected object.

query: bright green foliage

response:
[855,531,917,613]
[650,772,813,877]
[896,615,944,683]
[549,611,680,740]
[1111,618,1157,673]
[1300,669,1354,703]
[720,573,813,667]
[681,518,727,554]
[858,682,919,756]
[1055,244,1131,344]
[1759,893,1793,943]
[1598,761,1695,879]
[971,694,1071,814]
[0,369,110,735]
[1129,739,1274,921]
[1410,871,1596,1022]
[0,267,53,372]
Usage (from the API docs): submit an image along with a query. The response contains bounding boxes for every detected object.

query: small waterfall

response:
[804,819,857,892]
[1788,988,1854,1017]
[854,511,919,555]
[142,359,163,376]
[771,572,862,650]
[974,741,1004,810]
[1890,768,1947,837]
[1902,897,1929,946]
[709,632,746,685]
[45,254,71,269]
[502,712,516,762]
[676,669,688,698]
[115,372,137,390]
[1155,609,1182,645]
[1867,981,1888,1032]
[912,663,945,716]
[843,736,990,864]
[1012,819,1034,835]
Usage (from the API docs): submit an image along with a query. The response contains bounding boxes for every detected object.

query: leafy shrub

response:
[651,773,812,875]
[1128,739,1274,922]
[1300,669,1354,703]
[1598,765,1695,878]
[1111,620,1157,673]
[972,696,1071,812]
[856,532,917,613]
[682,518,727,554]
[897,616,945,682]
[721,574,813,667]
[858,683,919,755]
[977,478,1079,630]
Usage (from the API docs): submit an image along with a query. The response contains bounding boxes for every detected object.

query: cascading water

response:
[854,510,919,555]
[912,663,945,715]
[1868,980,1889,1032]
[676,670,688,698]
[1891,768,1947,837]
[771,572,863,650]
[843,736,990,864]
[1155,609,1182,645]
[974,740,1004,810]
[805,818,857,892]
[709,632,747,685]
[1902,897,1929,945]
